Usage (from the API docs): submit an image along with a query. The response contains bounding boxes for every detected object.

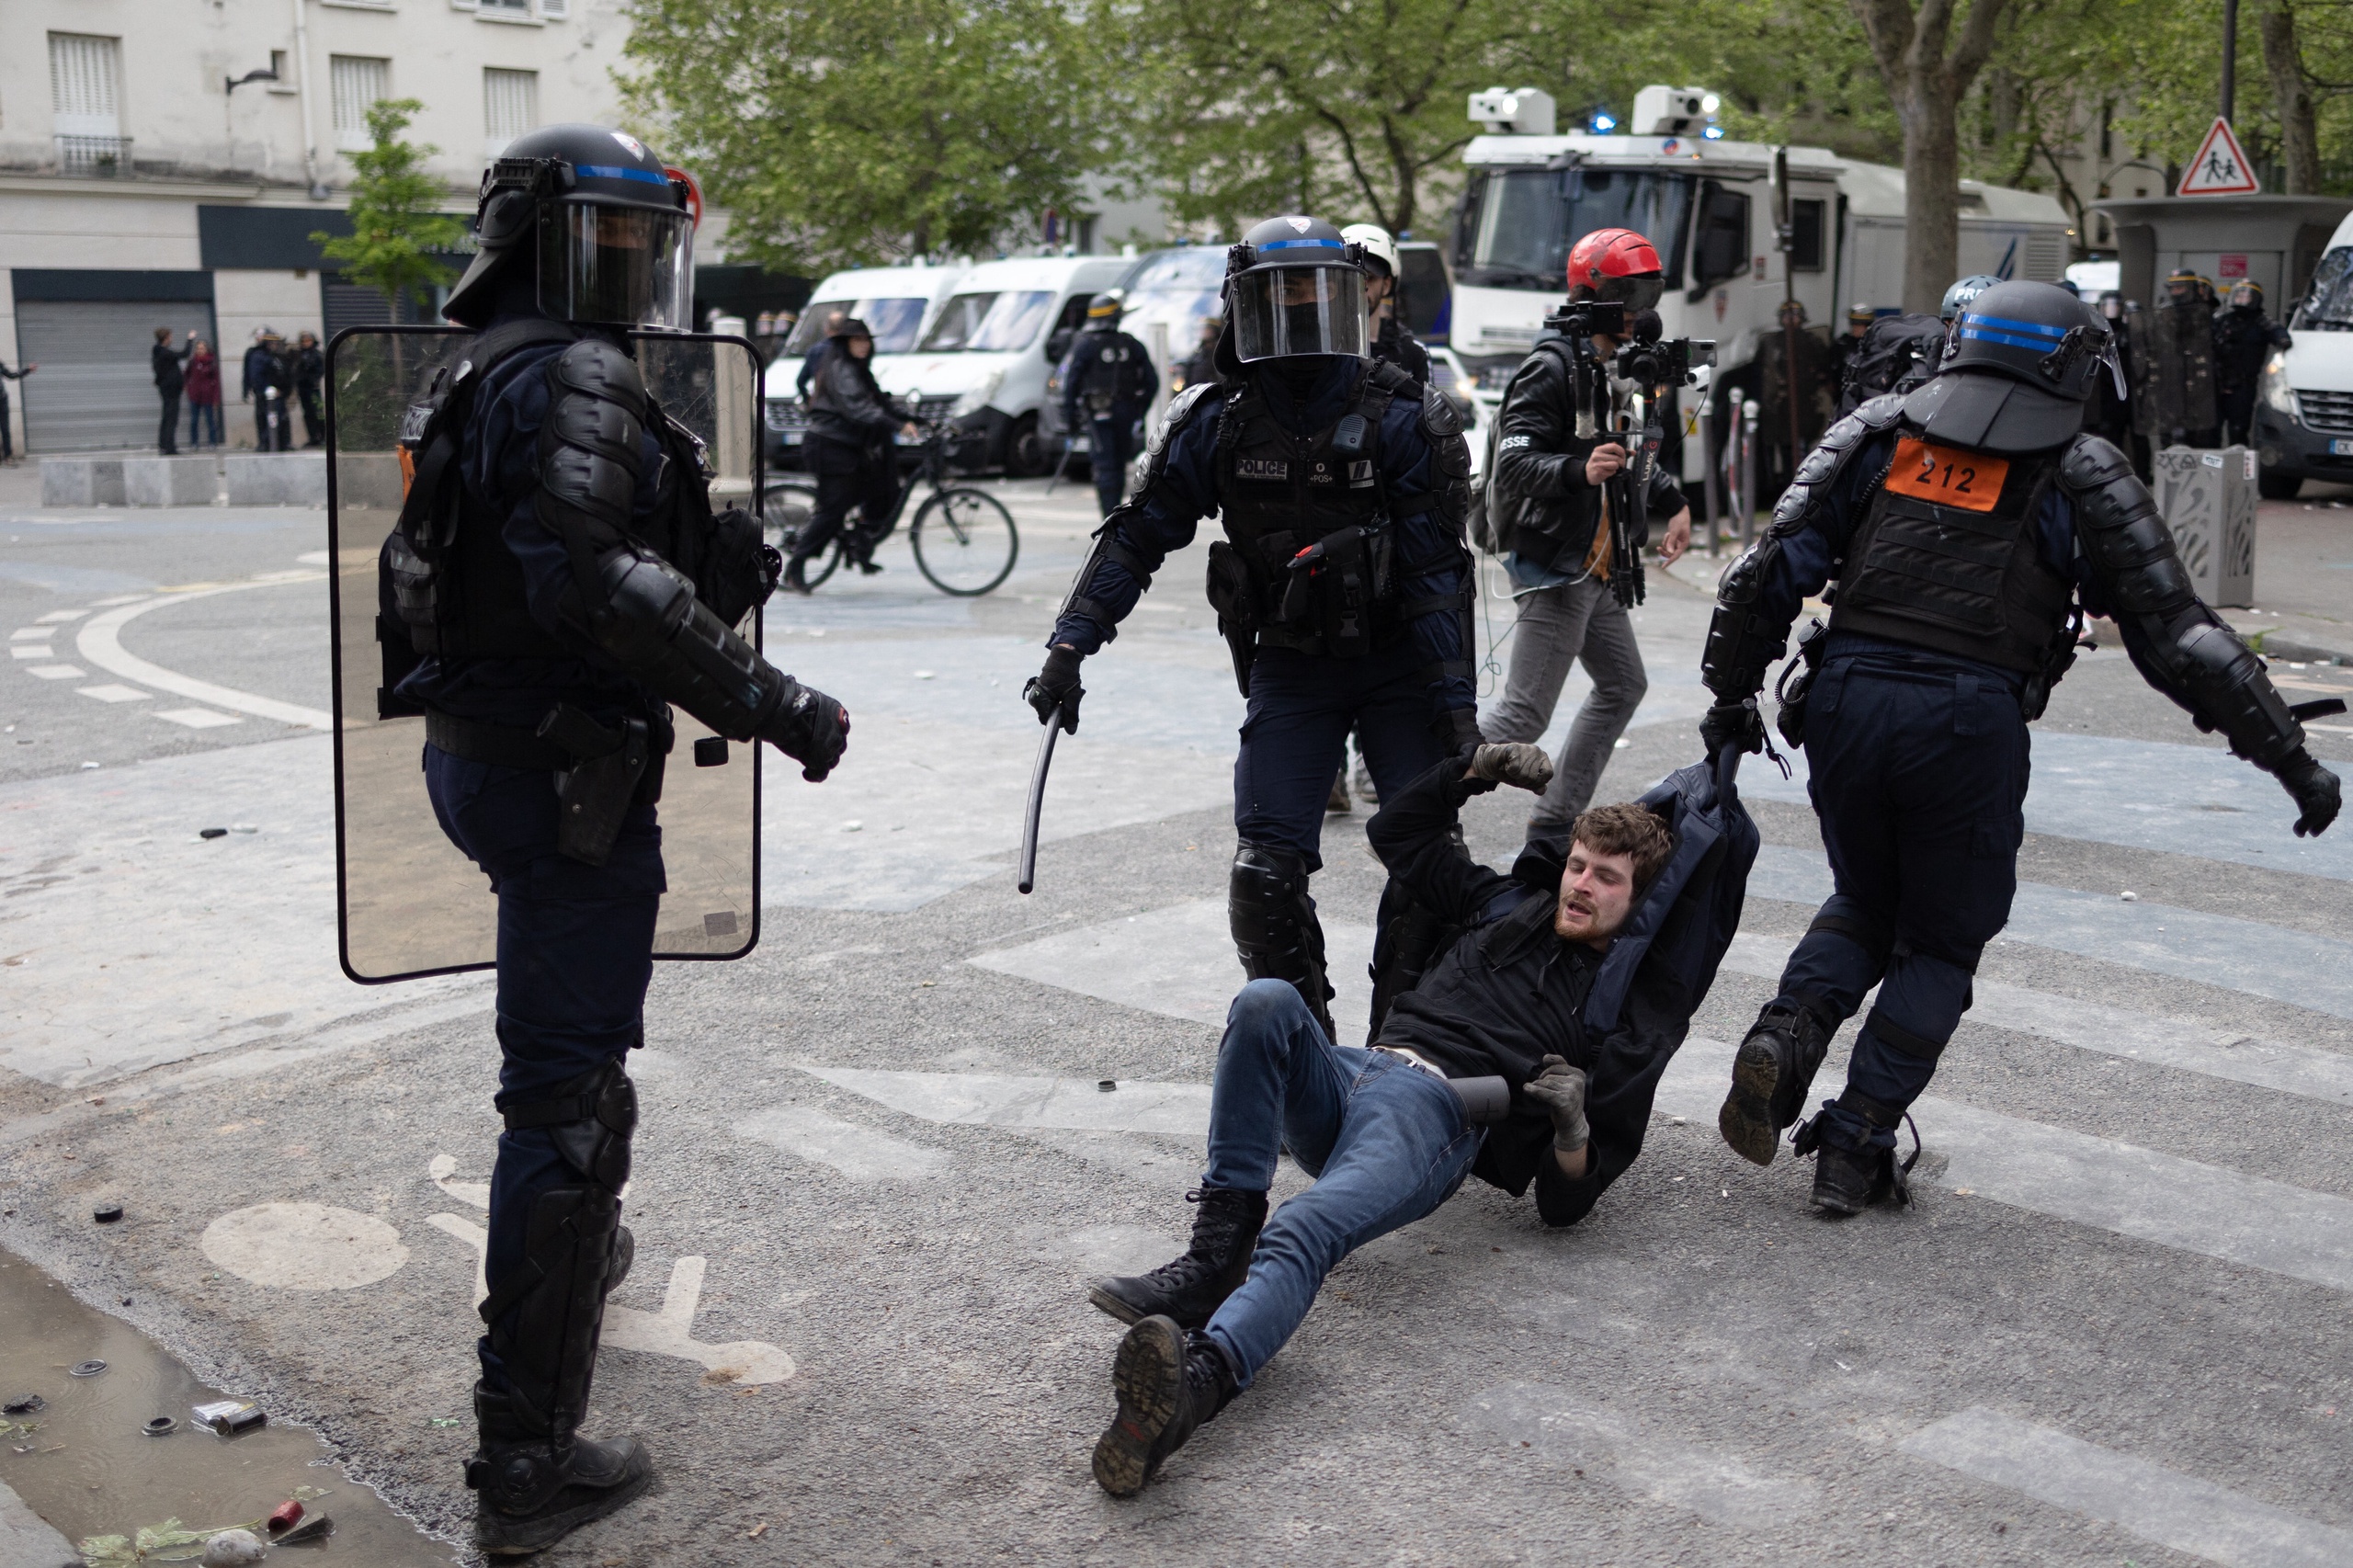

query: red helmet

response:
[1567,228,1665,312]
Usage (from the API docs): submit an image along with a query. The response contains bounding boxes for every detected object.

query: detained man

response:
[1086,742,1687,1496]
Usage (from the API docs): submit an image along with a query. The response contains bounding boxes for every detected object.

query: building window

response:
[478,0,533,17]
[331,56,392,152]
[483,68,539,156]
[50,33,121,137]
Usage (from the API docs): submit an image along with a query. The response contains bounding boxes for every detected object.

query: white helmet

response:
[1339,223,1400,280]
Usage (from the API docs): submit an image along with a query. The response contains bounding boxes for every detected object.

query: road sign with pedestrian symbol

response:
[2177,119,2261,196]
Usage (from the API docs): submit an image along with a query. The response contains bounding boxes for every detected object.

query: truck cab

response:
[881,254,1135,475]
[761,262,967,469]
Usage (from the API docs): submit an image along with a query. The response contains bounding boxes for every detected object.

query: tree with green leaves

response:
[620,0,1108,273]
[313,98,466,316]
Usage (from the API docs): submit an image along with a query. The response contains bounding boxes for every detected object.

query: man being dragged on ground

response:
[1086,741,1717,1496]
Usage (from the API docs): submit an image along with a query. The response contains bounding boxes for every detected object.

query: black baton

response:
[1017,702,1065,894]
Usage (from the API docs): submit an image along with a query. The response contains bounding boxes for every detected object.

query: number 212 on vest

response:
[1885,437,2007,512]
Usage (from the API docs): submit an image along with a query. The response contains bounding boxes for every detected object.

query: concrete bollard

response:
[40,457,126,506]
[223,451,328,506]
[123,455,218,507]
[2153,445,2257,608]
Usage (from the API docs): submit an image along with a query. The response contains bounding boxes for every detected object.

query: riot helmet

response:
[2228,279,2264,311]
[1905,280,2118,452]
[1083,293,1123,330]
[444,123,696,330]
[2097,290,2125,322]
[1224,215,1369,361]
[1847,302,1876,332]
[1939,274,2002,324]
[1567,228,1664,314]
[2165,267,2209,308]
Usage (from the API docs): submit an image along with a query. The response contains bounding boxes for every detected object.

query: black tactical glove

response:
[757,679,849,782]
[1437,706,1484,754]
[2276,751,2342,838]
[1521,1054,1590,1153]
[1025,644,1084,733]
[1699,697,1767,758]
[1468,742,1554,794]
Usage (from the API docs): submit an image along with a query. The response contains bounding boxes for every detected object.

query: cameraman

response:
[1481,228,1691,859]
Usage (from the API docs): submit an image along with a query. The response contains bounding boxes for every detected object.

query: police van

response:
[879,254,1135,475]
[760,261,967,468]
[1450,85,2073,460]
[2256,207,2353,498]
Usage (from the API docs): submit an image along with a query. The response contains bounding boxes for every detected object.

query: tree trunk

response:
[2261,0,2320,194]
[1902,85,1961,315]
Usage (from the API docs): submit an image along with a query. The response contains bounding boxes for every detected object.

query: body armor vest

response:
[1073,331,1143,414]
[1827,425,2074,675]
[1206,360,1430,659]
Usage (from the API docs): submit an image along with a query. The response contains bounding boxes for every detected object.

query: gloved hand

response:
[758,679,849,782]
[2277,751,2342,838]
[1025,644,1085,733]
[1437,707,1484,754]
[1699,697,1766,758]
[1468,742,1554,794]
[1521,1054,1589,1153]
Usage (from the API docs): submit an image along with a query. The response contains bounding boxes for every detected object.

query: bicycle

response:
[763,423,1019,597]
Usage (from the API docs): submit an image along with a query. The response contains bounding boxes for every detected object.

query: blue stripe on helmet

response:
[1959,325,2065,351]
[1259,237,1345,250]
[1964,312,2068,339]
[575,164,673,187]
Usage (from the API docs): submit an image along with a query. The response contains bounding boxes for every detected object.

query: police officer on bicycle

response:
[788,315,918,591]
[1025,215,1477,1044]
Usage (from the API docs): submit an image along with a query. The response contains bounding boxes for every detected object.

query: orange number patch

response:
[1884,437,2007,512]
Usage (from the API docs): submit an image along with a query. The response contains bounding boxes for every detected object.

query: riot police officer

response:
[1026,215,1477,1045]
[1056,293,1159,516]
[1699,280,2339,1214]
[403,122,851,1553]
[2214,279,2290,446]
[1341,223,1432,385]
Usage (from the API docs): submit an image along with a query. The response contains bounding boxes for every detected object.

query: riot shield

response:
[325,326,767,983]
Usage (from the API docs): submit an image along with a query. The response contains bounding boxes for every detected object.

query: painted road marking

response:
[1722,934,2353,1107]
[33,610,86,624]
[1900,1405,2353,1567]
[9,628,51,641]
[795,1064,1212,1137]
[75,578,334,730]
[200,1202,410,1290]
[1751,845,2353,1022]
[153,707,242,729]
[24,665,84,679]
[733,1103,954,1181]
[77,684,149,703]
[9,646,51,659]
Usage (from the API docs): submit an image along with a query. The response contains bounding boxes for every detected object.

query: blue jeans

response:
[188,402,222,448]
[1234,641,1449,867]
[1772,644,2029,1150]
[423,745,665,1391]
[1200,981,1483,1385]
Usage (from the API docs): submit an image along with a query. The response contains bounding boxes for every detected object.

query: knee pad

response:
[1807,898,1894,971]
[499,1059,637,1195]
[1859,1005,1949,1063]
[1229,842,1331,1005]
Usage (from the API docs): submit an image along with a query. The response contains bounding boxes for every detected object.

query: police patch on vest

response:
[1307,460,1336,485]
[1236,457,1289,483]
[1347,459,1374,486]
[1886,437,2009,513]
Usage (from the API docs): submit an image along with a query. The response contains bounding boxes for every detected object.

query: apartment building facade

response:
[0,0,637,452]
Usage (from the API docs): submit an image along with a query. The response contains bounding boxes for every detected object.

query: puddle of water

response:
[0,1248,456,1564]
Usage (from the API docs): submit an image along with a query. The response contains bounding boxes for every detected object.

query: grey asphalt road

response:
[3,468,2353,1567]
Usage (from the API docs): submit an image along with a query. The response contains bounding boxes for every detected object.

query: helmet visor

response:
[1230,267,1368,360]
[538,202,694,330]
[1595,272,1665,313]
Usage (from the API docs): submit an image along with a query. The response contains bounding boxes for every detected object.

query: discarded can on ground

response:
[199,827,228,840]
[93,1204,123,1223]
[143,1415,176,1436]
[69,1360,107,1378]
[191,1399,266,1434]
[267,1499,304,1532]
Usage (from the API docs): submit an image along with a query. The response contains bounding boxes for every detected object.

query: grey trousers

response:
[1478,573,1648,843]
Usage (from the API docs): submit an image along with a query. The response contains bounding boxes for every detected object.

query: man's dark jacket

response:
[1490,337,1686,574]
[803,348,911,475]
[153,341,187,397]
[1367,755,1691,1226]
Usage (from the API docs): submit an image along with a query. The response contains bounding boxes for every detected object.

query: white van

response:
[761,262,966,468]
[2255,210,2353,498]
[879,255,1134,475]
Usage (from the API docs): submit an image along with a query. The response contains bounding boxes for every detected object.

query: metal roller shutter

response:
[16,298,220,453]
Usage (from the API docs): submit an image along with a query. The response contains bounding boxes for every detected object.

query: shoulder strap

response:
[395,320,583,547]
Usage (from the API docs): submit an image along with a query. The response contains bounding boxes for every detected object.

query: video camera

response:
[1542,300,1716,390]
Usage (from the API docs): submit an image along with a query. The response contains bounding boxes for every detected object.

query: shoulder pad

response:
[1852,392,1906,429]
[2058,432,2135,493]
[549,337,646,415]
[1420,381,1463,440]
[1152,381,1220,453]
[1764,405,1896,536]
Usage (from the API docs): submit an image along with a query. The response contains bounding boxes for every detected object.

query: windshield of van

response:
[780,297,927,356]
[920,290,1058,352]
[1454,167,1693,291]
[2299,246,2353,329]
[1126,247,1229,292]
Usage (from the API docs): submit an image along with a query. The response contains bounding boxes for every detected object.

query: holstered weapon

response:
[1775,617,1829,746]
[1205,539,1258,696]
[539,704,653,867]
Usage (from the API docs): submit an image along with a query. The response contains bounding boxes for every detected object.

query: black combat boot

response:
[1792,1088,1913,1216]
[1089,1187,1267,1329]
[1719,1000,1835,1166]
[468,1384,654,1557]
[1091,1316,1239,1497]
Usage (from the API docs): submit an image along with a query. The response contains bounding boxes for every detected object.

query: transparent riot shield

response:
[325,326,766,983]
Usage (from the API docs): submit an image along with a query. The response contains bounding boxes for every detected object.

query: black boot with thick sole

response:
[468,1386,655,1557]
[1719,1002,1833,1166]
[1089,1187,1267,1330]
[1091,1316,1237,1497]
[1793,1089,1915,1216]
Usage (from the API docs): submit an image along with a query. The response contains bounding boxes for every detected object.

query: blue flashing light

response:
[1703,125,1725,140]
[1591,112,1617,133]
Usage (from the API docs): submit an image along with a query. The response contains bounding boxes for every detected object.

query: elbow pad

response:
[2151,612,2305,771]
[1701,539,1790,700]
[2062,436,2198,618]
[594,551,789,740]
[537,339,649,550]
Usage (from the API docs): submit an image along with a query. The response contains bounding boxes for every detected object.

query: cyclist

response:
[788,316,917,592]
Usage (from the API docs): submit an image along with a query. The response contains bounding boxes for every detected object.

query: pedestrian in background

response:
[184,338,223,449]
[153,326,190,455]
[294,330,326,448]
[244,329,293,451]
[0,355,35,464]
